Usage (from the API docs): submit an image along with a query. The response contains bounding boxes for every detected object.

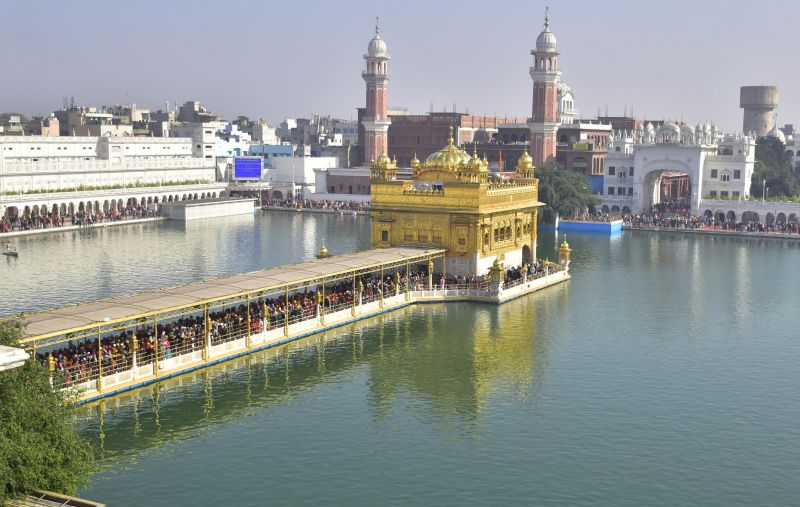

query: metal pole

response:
[96,326,103,392]
[284,286,289,336]
[246,294,251,349]
[321,280,326,325]
[405,260,410,301]
[203,304,210,361]
[352,273,357,316]
[153,315,159,375]
[442,255,446,289]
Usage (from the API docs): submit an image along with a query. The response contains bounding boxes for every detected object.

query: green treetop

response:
[0,320,95,504]
[535,162,599,223]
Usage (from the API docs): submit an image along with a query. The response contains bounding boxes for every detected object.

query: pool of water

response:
[4,215,800,506]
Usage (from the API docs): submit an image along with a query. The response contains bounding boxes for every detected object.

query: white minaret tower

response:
[362,17,391,164]
[529,8,561,167]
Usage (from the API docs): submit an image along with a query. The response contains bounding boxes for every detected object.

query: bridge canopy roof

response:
[11,246,445,342]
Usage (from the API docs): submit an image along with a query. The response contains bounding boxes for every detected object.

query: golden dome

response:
[559,235,571,251]
[423,126,472,170]
[411,152,420,167]
[518,150,533,168]
[516,147,535,178]
[464,145,488,173]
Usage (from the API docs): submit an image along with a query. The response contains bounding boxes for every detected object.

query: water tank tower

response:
[740,86,779,137]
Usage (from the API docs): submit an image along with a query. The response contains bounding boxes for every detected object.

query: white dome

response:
[768,125,786,143]
[536,28,557,53]
[367,34,387,58]
[680,124,695,135]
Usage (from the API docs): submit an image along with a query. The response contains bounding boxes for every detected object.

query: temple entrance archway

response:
[522,244,532,265]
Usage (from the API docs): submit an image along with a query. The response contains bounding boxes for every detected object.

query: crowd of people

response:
[264,197,369,212]
[38,271,405,387]
[38,261,557,387]
[572,210,619,223]
[1,204,158,234]
[651,200,691,214]
[624,210,800,234]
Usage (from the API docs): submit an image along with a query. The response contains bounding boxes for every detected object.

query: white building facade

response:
[268,156,339,199]
[0,135,216,196]
[601,122,756,215]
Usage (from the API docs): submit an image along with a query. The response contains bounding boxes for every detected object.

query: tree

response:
[235,115,250,130]
[0,320,95,503]
[751,136,800,198]
[535,162,599,223]
[0,113,29,125]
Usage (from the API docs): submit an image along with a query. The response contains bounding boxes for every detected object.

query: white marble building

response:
[601,122,756,214]
[0,135,222,219]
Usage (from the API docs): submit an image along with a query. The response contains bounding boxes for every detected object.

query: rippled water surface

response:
[3,215,800,506]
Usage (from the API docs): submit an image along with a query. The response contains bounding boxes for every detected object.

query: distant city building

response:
[268,156,338,199]
[0,115,24,136]
[53,106,133,137]
[177,100,220,123]
[248,143,294,168]
[170,122,225,160]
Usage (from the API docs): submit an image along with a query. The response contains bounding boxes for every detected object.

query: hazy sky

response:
[3,0,797,131]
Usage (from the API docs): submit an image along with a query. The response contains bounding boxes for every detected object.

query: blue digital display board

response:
[234,157,262,179]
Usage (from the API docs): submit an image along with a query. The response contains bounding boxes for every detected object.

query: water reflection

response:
[0,211,371,316]
[78,293,561,464]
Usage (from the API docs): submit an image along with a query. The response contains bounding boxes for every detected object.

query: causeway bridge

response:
[10,246,569,403]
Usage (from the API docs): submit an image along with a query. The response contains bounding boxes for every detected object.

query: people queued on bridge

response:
[265,197,369,212]
[1,204,157,234]
[37,261,557,387]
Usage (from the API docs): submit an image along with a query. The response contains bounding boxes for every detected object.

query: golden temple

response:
[370,127,543,275]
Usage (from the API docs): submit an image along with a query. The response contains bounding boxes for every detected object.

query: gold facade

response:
[370,128,542,275]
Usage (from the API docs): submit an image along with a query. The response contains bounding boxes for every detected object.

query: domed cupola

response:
[536,10,558,53]
[367,19,388,58]
[516,149,536,179]
[370,152,397,181]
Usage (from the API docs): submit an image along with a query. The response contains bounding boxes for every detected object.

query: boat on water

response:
[3,242,18,258]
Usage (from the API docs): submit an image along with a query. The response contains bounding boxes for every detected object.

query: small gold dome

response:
[518,150,533,167]
[411,152,420,167]
[560,235,571,251]
[375,152,393,168]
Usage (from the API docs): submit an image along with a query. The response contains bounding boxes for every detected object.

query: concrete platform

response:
[159,198,256,221]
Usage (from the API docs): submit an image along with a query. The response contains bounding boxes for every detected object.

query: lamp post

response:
[762,178,766,202]
[766,186,769,202]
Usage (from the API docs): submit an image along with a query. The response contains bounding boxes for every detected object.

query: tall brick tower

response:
[529,9,561,166]
[362,18,391,164]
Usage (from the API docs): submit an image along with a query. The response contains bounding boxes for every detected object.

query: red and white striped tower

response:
[362,18,391,164]
[529,9,561,167]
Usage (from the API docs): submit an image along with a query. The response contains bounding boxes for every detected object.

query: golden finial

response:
[447,125,454,146]
[316,238,329,259]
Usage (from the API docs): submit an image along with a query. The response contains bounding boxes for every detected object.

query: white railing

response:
[0,157,214,174]
[0,182,226,203]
